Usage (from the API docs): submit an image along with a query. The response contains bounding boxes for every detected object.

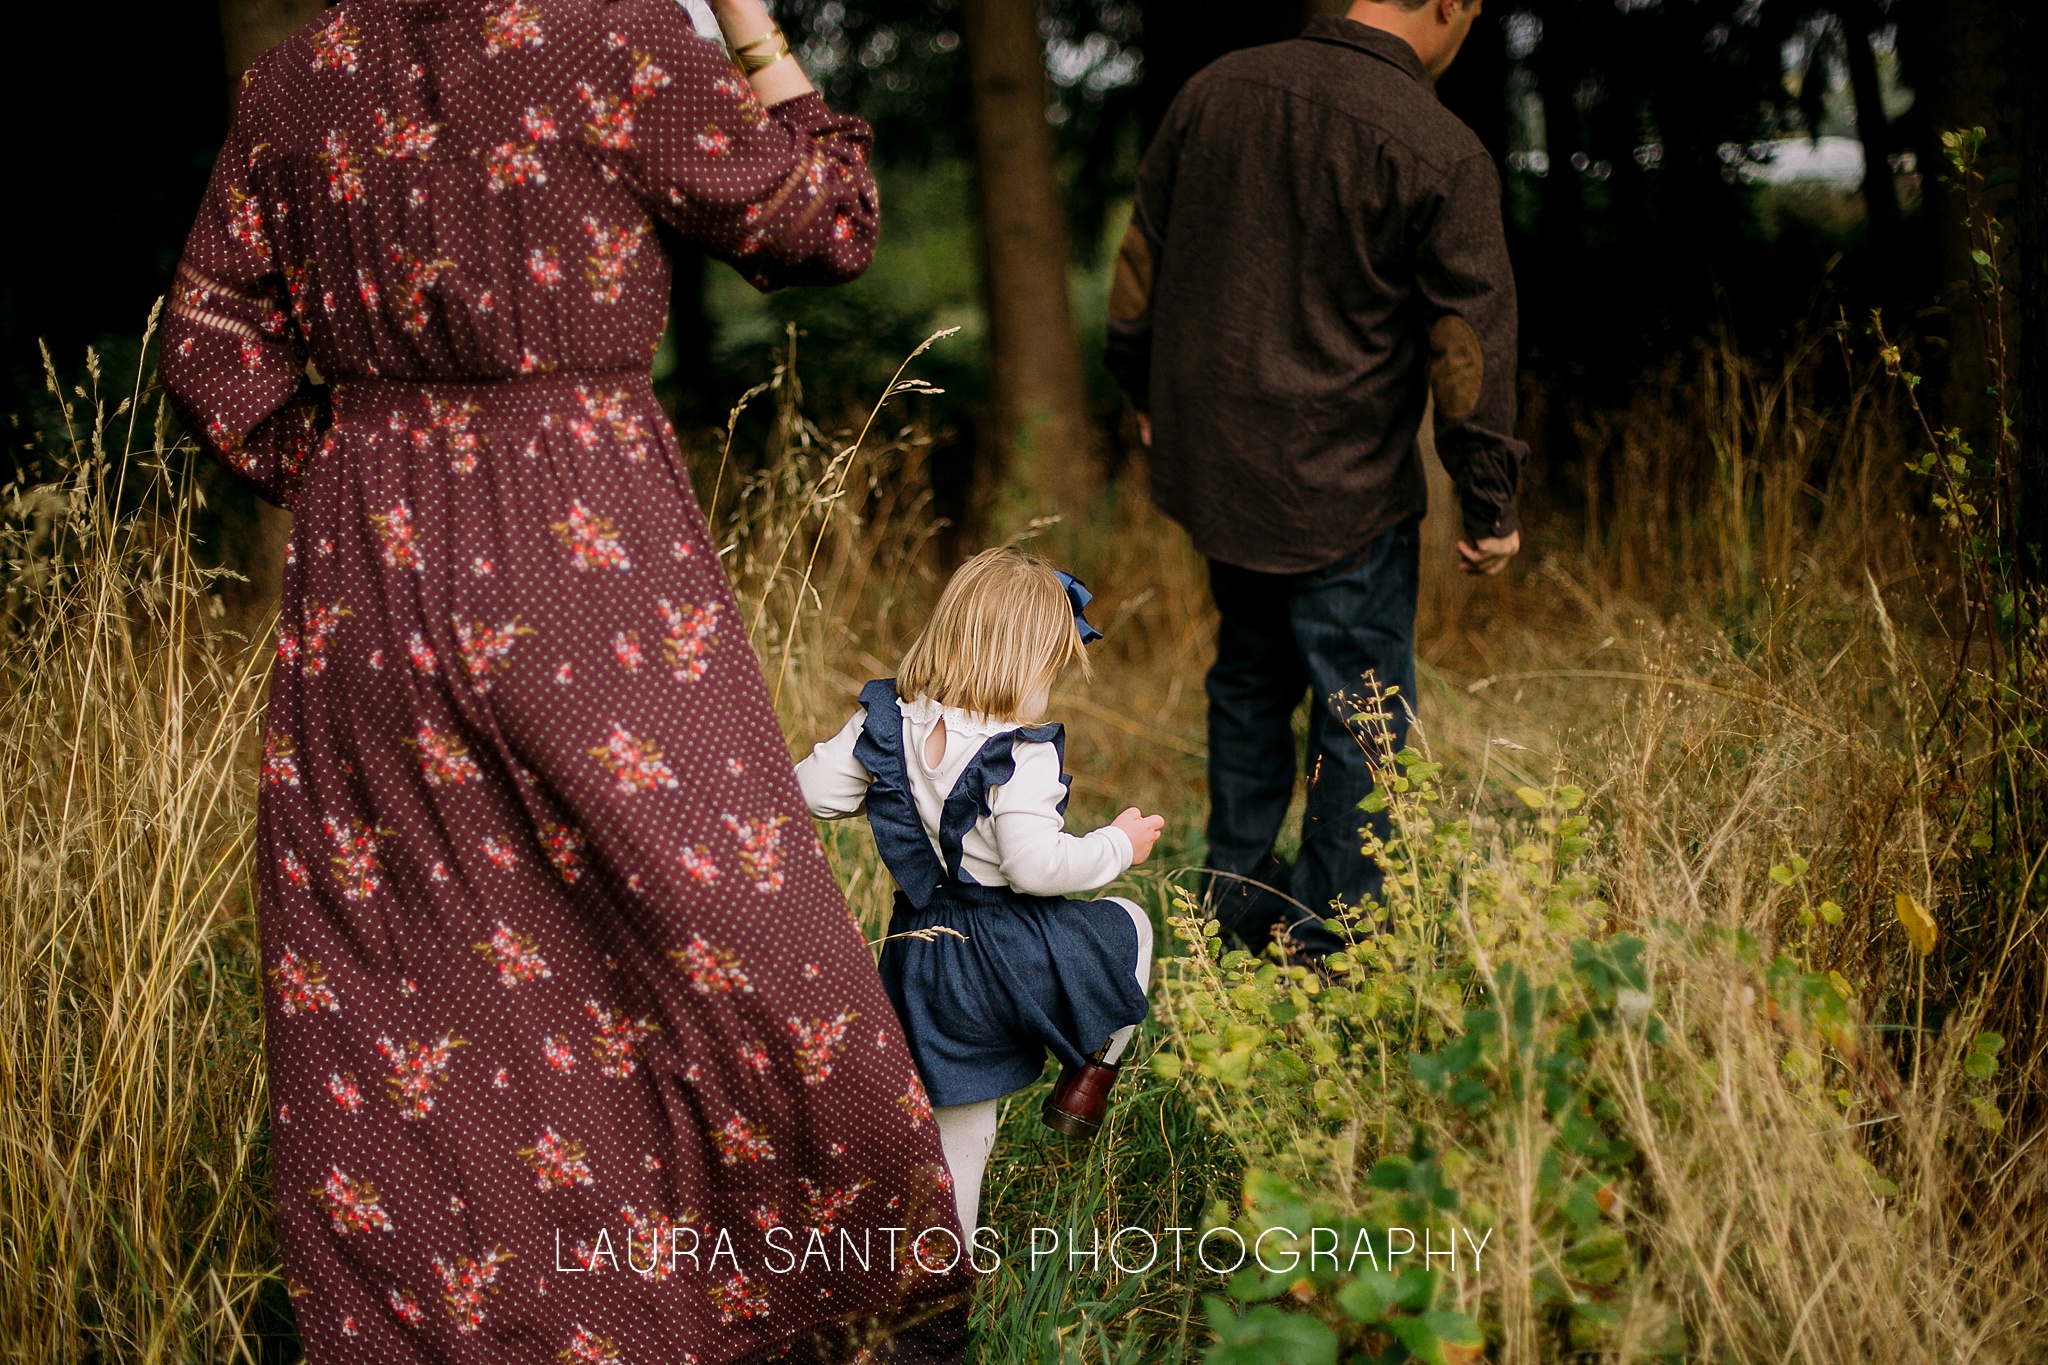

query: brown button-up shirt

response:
[1106,16,1526,573]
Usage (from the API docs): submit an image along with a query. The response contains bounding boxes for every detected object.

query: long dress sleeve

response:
[161,121,323,510]
[597,0,879,291]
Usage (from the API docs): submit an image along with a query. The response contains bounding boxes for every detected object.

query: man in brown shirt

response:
[1107,0,1523,958]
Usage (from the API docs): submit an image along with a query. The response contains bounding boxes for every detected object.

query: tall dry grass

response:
[0,325,276,1360]
[1576,594,2043,1363]
[1158,571,2048,1361]
[3,312,2041,1362]
[1551,330,1921,614]
[693,325,1217,931]
[723,324,2047,1360]
[1149,323,2046,1361]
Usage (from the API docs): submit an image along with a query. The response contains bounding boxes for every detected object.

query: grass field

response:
[1,320,2042,1362]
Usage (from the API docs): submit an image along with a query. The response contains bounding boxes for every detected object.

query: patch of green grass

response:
[949,872,1229,1362]
[970,965,1238,1363]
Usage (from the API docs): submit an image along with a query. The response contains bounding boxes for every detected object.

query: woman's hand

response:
[1111,808,1165,865]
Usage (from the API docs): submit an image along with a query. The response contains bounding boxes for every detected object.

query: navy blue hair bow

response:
[1054,570,1105,645]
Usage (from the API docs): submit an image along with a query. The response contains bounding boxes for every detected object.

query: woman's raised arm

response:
[595,0,879,291]
[706,0,817,108]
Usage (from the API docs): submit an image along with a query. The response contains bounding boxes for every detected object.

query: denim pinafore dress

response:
[855,679,1150,1108]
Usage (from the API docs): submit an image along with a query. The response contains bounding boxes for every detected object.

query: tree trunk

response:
[2021,2,2046,580]
[1896,0,2013,438]
[1415,397,1478,647]
[218,0,326,619]
[1526,3,1591,503]
[961,0,1099,531]
[1837,2,1903,261]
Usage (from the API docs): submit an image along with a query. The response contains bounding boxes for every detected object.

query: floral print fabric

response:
[161,3,965,1361]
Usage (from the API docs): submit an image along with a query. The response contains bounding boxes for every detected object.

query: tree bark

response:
[2020,1,2046,580]
[1837,2,1903,260]
[961,0,1099,530]
[217,0,325,618]
[1896,0,2013,439]
[1415,396,1479,647]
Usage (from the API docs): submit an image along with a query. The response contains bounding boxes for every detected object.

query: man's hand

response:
[1456,529,1519,575]
[1111,807,1165,864]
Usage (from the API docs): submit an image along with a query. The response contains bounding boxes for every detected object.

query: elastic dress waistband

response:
[327,366,654,422]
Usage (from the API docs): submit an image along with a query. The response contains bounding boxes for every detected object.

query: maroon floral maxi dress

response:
[161,3,969,1361]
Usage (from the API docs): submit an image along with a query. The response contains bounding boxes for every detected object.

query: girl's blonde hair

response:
[897,547,1091,721]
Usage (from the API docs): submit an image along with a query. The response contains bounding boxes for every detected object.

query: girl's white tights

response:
[1098,898,1153,1066]
[931,1098,1000,1236]
[930,899,1154,1232]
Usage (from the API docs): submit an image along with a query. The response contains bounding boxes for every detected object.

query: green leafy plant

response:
[1869,124,2040,1159]
[1155,716,1683,1361]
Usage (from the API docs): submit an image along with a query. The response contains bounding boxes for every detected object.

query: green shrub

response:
[1158,742,1683,1361]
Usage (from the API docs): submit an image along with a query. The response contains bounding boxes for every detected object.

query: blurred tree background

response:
[1,0,2034,559]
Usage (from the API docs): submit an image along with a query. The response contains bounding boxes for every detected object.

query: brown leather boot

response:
[1041,1059,1121,1139]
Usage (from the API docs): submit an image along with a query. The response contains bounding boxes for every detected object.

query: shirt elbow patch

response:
[1429,315,1484,421]
[1108,225,1153,322]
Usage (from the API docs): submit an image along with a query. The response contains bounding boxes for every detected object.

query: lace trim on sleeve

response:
[172,262,273,338]
[167,299,265,342]
[176,262,270,312]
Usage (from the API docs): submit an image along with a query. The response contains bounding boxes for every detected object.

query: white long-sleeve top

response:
[794,696,1134,897]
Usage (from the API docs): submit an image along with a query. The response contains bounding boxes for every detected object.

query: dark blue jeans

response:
[1203,518,1419,956]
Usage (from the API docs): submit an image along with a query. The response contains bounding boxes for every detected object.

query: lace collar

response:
[896,694,1013,742]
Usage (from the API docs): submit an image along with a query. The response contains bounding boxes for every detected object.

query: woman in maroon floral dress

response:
[162,1,969,1360]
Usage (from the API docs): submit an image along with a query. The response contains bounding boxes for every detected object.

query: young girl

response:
[795,547,1164,1234]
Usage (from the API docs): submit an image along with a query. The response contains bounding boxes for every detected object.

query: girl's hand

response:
[1111,808,1165,865]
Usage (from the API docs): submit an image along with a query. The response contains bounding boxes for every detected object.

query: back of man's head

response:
[1347,0,1484,80]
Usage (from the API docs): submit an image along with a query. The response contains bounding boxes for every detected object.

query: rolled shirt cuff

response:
[1460,489,1519,543]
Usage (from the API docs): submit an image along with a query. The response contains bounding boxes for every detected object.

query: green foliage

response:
[1963,1030,2004,1082]
[1964,1031,2007,1135]
[708,160,990,411]
[1161,733,1675,1361]
[1872,125,2042,1095]
[1204,1298,1338,1365]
